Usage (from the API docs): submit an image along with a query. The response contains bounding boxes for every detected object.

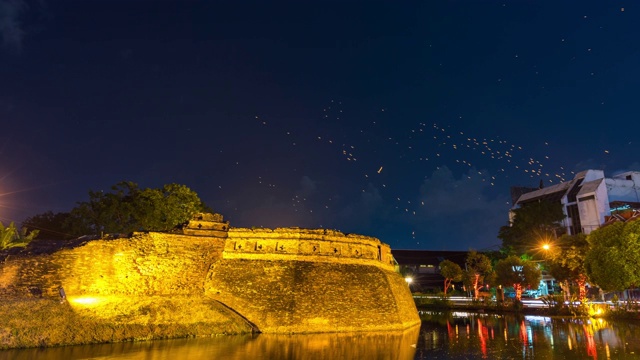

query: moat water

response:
[4,311,640,359]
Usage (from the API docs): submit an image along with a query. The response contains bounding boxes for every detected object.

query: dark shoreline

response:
[415,303,640,322]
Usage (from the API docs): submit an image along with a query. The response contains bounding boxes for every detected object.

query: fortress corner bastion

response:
[0,213,420,348]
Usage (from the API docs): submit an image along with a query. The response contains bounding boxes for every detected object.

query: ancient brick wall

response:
[0,233,225,299]
[205,259,419,333]
[225,228,396,269]
[205,228,419,333]
[0,225,419,335]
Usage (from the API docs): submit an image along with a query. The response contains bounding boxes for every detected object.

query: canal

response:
[3,311,640,359]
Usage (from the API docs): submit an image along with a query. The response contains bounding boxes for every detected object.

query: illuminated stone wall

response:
[224,228,396,268]
[206,228,419,333]
[0,219,419,339]
[206,259,419,333]
[0,232,225,299]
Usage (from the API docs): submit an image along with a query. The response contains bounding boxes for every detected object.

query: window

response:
[419,264,436,274]
[566,204,582,234]
[567,178,584,203]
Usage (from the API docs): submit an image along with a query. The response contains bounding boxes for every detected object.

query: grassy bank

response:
[0,296,254,350]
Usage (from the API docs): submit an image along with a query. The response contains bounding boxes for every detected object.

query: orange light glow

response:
[477,318,487,357]
[70,297,101,306]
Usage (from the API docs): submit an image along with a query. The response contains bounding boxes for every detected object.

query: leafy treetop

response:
[584,220,640,291]
[439,259,463,296]
[498,200,565,256]
[493,255,542,300]
[23,181,211,239]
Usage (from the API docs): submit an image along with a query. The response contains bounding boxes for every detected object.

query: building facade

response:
[512,169,640,235]
[391,250,469,293]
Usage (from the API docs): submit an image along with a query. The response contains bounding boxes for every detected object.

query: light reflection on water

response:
[416,311,640,359]
[3,313,640,359]
[1,327,420,360]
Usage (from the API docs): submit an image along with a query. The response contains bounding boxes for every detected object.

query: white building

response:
[512,169,640,235]
[511,169,640,298]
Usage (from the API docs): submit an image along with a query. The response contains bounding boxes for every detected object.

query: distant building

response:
[511,169,640,235]
[392,250,469,293]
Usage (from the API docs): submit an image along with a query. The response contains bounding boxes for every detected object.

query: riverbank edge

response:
[0,296,255,350]
[415,302,640,322]
[0,294,421,350]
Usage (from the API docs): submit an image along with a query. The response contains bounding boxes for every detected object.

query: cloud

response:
[336,183,385,230]
[408,166,511,250]
[571,159,640,178]
[612,162,640,176]
[417,166,503,216]
[298,175,317,198]
[572,158,606,173]
[0,0,27,53]
[226,175,323,229]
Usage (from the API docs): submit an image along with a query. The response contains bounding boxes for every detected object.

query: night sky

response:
[1,1,638,251]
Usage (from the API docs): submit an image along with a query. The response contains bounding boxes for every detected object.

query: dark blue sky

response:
[1,1,638,251]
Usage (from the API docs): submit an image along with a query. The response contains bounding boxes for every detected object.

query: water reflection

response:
[2,326,420,360]
[417,311,640,359]
[3,314,640,359]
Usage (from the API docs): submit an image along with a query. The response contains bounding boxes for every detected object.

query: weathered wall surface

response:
[1,232,225,299]
[206,228,419,333]
[206,259,419,333]
[0,296,254,349]
[0,223,419,348]
[225,228,396,268]
[0,232,246,349]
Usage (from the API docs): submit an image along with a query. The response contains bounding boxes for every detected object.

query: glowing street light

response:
[405,276,413,284]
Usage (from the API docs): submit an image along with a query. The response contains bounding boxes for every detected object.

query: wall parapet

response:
[180,212,229,238]
[226,227,395,269]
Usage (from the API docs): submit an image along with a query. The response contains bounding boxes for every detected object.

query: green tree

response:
[463,251,493,299]
[439,260,463,296]
[135,183,208,231]
[498,200,565,256]
[70,181,140,235]
[22,211,74,240]
[544,233,589,300]
[494,255,542,301]
[0,221,39,251]
[584,220,640,291]
[27,181,210,238]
